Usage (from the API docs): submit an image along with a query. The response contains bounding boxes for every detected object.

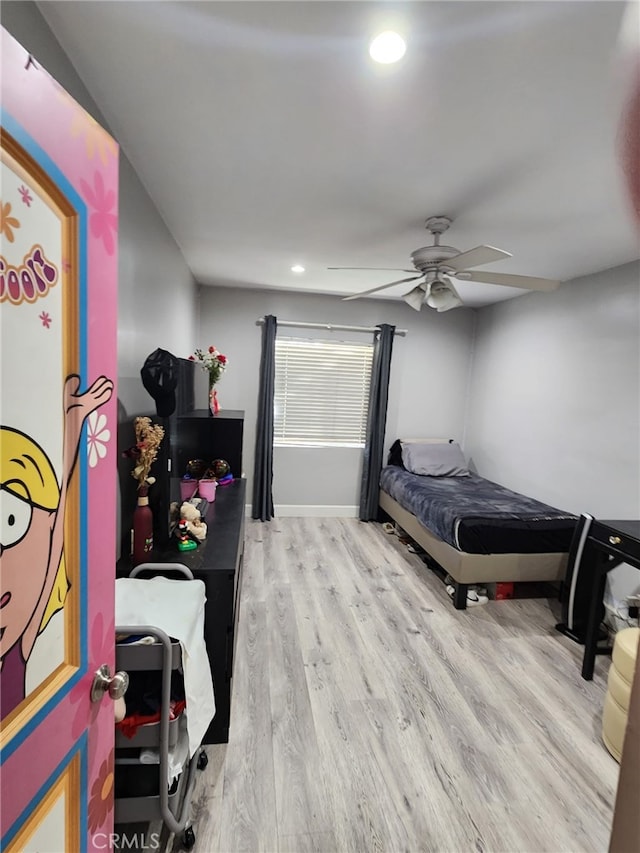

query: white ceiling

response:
[39,1,639,308]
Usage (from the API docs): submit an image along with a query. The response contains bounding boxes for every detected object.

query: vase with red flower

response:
[188,345,228,417]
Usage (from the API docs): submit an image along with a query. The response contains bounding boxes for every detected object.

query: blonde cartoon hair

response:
[1,426,70,632]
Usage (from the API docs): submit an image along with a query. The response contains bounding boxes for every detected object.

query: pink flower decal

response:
[88,755,114,834]
[39,311,52,328]
[19,185,33,207]
[80,172,117,256]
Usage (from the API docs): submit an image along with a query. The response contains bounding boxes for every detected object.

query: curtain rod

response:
[255,318,407,337]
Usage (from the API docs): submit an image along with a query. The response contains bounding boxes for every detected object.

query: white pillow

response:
[401,441,470,477]
[400,437,451,444]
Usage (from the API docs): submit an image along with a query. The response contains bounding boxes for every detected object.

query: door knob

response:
[91,664,129,703]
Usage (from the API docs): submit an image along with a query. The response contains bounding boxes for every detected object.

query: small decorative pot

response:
[180,477,198,501]
[198,479,217,502]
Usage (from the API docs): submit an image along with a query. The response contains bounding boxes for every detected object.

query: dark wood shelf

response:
[170,410,244,482]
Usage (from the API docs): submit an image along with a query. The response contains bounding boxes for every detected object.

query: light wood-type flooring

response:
[169,517,619,853]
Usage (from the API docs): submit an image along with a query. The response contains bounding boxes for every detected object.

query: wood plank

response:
[266,583,332,836]
[241,519,266,602]
[277,831,338,852]
[217,599,278,852]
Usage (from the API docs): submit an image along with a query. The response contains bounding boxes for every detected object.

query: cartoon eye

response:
[0,488,33,549]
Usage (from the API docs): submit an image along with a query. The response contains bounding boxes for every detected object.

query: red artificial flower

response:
[217,354,227,364]
[188,355,195,361]
[208,346,215,353]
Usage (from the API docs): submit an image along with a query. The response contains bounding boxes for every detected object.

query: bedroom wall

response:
[197,285,475,512]
[465,260,640,595]
[2,2,200,415]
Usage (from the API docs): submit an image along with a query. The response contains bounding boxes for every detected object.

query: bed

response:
[378,439,577,609]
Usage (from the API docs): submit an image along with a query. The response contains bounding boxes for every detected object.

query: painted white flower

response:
[87,411,110,468]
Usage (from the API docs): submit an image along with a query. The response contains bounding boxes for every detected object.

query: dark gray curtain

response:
[359,323,395,520]
[252,315,277,521]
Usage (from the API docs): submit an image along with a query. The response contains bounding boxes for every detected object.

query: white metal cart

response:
[115,563,212,849]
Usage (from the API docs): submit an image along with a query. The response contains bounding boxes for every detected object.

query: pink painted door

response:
[1,28,118,852]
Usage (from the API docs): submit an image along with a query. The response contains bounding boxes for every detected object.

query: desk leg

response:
[581,544,607,681]
[453,583,468,610]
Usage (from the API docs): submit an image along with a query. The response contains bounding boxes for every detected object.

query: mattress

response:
[379,466,576,554]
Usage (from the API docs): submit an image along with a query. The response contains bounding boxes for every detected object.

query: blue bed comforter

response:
[379,466,576,554]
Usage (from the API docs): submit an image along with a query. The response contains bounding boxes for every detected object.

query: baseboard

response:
[275,504,358,518]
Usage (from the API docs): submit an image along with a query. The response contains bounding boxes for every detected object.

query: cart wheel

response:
[197,750,208,770]
[183,826,196,849]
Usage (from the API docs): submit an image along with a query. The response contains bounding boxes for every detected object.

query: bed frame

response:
[379,489,569,610]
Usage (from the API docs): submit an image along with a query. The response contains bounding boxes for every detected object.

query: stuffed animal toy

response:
[179,501,208,541]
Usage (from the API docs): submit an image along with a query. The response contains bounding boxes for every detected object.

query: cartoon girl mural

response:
[0,373,113,720]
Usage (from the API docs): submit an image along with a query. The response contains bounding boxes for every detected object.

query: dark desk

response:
[581,519,640,680]
[118,479,246,742]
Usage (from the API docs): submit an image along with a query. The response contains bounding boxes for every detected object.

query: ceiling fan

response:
[330,216,561,312]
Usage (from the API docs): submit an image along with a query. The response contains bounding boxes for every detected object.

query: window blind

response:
[274,337,374,446]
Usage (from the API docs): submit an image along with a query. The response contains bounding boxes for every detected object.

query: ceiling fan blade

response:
[342,275,423,302]
[402,284,427,311]
[459,270,561,291]
[445,245,512,272]
[329,266,416,273]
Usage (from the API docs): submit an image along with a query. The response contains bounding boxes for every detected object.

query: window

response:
[274,337,374,447]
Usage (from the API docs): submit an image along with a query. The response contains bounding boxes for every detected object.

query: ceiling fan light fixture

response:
[369,31,406,64]
[426,279,463,312]
[402,283,427,311]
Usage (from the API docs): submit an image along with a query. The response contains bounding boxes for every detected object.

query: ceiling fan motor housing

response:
[410,244,460,273]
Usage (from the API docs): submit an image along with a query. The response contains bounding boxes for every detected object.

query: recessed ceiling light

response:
[291,264,305,273]
[369,31,406,64]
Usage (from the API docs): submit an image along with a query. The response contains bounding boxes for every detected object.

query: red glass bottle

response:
[132,484,153,566]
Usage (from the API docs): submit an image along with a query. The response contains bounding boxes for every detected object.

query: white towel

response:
[115,577,215,757]
[139,714,190,786]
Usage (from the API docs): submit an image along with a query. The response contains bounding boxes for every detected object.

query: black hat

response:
[141,349,179,417]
